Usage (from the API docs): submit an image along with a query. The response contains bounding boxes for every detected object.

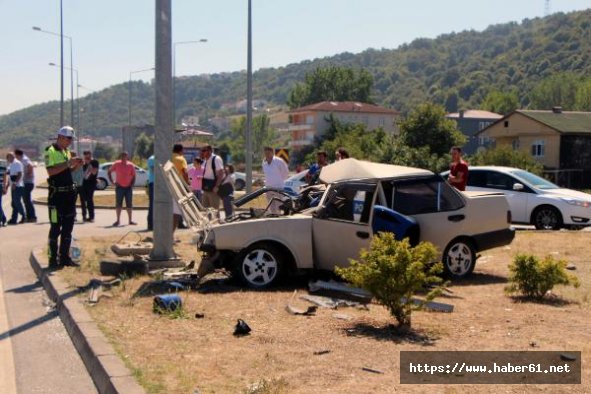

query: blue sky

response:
[1,0,590,115]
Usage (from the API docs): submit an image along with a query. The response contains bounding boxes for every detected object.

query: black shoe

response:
[60,258,80,267]
[18,218,26,224]
[7,220,17,225]
[48,258,60,269]
[27,218,37,223]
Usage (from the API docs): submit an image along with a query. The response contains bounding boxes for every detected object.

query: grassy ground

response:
[36,193,149,208]
[58,231,590,393]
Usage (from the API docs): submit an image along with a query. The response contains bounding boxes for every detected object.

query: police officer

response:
[45,126,83,268]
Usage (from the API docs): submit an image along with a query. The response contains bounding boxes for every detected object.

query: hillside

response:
[1,9,590,147]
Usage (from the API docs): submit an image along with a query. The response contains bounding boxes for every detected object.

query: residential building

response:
[478,107,591,188]
[287,101,400,148]
[446,110,503,154]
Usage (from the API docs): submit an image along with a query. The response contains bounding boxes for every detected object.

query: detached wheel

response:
[532,206,562,230]
[235,243,283,289]
[443,239,476,279]
[235,178,246,191]
[96,178,108,190]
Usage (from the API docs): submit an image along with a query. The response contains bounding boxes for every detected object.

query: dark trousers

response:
[0,185,6,224]
[147,182,154,230]
[81,184,95,220]
[10,186,25,222]
[23,182,36,220]
[48,190,76,261]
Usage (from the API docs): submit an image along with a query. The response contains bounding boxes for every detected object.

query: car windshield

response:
[509,169,559,190]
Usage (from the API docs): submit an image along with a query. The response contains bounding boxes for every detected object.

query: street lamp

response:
[128,67,155,126]
[33,22,74,127]
[245,0,253,192]
[172,39,207,126]
[49,62,79,152]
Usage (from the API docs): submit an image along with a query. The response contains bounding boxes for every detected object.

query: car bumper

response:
[473,227,515,251]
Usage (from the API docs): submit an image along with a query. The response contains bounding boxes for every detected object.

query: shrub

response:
[505,254,580,299]
[335,233,445,331]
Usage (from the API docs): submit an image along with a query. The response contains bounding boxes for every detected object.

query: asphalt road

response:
[0,167,149,393]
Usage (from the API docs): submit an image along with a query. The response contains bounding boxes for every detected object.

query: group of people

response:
[1,149,37,226]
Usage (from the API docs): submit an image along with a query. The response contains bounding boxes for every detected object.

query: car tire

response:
[532,205,562,230]
[234,243,284,289]
[442,238,476,279]
[235,178,246,191]
[96,178,108,190]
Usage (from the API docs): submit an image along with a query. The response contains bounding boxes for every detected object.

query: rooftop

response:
[289,101,399,115]
[446,110,503,119]
[518,110,591,133]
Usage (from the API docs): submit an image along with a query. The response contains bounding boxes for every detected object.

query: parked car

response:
[96,162,148,190]
[443,166,591,230]
[283,170,309,195]
[164,159,514,288]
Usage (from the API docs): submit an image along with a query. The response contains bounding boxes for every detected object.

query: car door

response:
[134,165,148,186]
[390,177,467,253]
[312,182,376,271]
[468,170,529,222]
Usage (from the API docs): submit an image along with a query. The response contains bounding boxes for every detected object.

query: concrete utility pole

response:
[245,0,253,192]
[150,0,178,265]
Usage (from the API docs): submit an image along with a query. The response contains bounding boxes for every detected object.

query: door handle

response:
[448,214,465,222]
[356,231,370,239]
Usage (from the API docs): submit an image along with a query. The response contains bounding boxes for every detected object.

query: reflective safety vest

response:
[45,144,74,187]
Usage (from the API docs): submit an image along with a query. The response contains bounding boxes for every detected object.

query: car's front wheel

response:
[442,239,476,279]
[235,243,284,289]
[532,205,562,230]
[96,178,108,190]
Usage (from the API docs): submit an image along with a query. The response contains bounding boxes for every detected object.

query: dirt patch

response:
[62,231,590,393]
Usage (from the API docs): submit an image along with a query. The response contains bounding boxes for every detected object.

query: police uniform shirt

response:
[45,143,74,187]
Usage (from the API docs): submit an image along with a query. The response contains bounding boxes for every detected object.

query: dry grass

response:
[60,231,591,393]
[35,193,150,208]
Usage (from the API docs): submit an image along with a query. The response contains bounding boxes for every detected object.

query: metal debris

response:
[362,367,384,374]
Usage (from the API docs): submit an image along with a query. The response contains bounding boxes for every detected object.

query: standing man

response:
[262,146,289,214]
[6,152,26,225]
[448,146,469,191]
[146,154,155,231]
[171,144,189,231]
[45,126,82,267]
[81,150,99,222]
[305,150,328,185]
[108,151,136,226]
[0,158,6,226]
[200,144,224,214]
[70,152,84,221]
[14,149,37,222]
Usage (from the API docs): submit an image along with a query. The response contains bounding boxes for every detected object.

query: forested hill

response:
[1,9,590,147]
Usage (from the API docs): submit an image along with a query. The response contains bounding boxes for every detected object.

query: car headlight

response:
[560,197,591,208]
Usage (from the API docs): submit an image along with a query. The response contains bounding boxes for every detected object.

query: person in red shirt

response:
[108,151,137,226]
[448,146,468,191]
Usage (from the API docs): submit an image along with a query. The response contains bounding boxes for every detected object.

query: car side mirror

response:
[513,183,524,191]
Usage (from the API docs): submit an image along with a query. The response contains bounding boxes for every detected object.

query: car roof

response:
[468,166,522,172]
[319,158,433,183]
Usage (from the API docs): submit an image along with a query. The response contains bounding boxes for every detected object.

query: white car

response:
[283,170,309,195]
[96,162,148,190]
[165,159,515,288]
[450,166,591,230]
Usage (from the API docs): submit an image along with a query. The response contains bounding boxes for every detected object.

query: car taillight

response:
[507,210,512,223]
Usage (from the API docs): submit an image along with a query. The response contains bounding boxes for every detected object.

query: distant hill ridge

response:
[1,8,590,147]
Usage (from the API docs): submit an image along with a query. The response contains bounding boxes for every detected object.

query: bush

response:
[505,254,580,299]
[335,233,445,331]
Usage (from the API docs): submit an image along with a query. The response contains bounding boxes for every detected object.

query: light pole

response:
[49,62,79,151]
[172,39,207,126]
[245,0,253,192]
[33,21,74,127]
[128,67,155,126]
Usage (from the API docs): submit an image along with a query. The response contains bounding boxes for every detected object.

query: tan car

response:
[163,159,515,288]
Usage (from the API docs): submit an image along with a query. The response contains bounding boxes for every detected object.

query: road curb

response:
[29,248,145,394]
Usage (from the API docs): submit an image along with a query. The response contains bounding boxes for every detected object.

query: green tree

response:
[336,234,445,331]
[228,114,277,165]
[93,142,115,161]
[574,78,591,111]
[134,132,154,160]
[529,73,580,110]
[468,146,543,175]
[398,103,466,156]
[287,66,374,109]
[482,90,519,115]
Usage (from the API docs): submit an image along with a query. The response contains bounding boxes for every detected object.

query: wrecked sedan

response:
[164,159,515,288]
